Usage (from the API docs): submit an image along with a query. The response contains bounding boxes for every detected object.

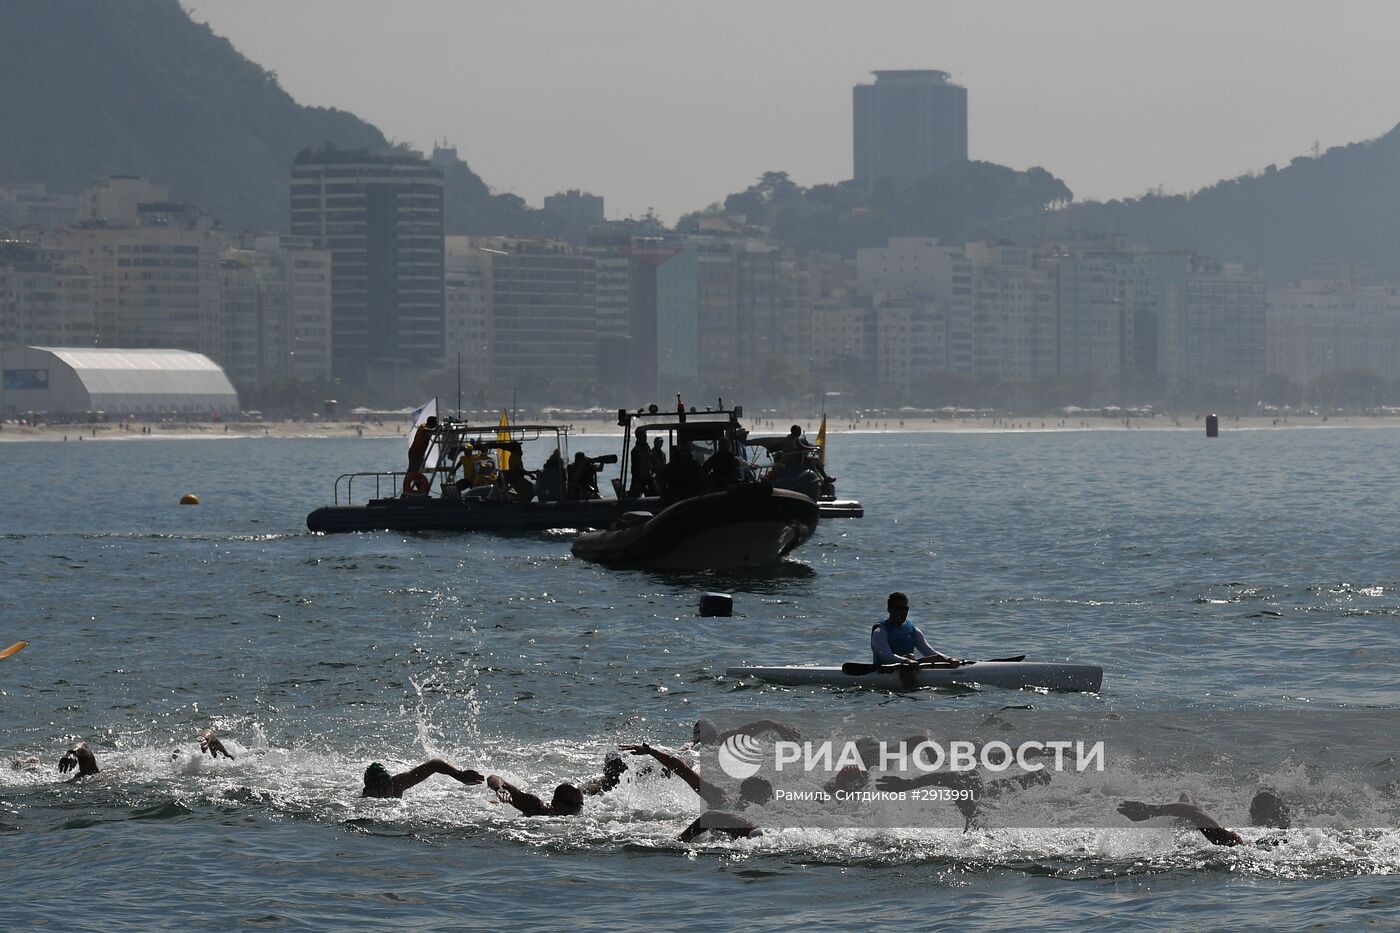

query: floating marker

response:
[180,493,200,505]
[699,593,733,617]
[1205,414,1219,438]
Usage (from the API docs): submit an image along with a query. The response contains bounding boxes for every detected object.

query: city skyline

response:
[187,0,1400,222]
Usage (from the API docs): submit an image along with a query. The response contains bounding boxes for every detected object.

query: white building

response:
[1267,279,1400,383]
[0,346,239,417]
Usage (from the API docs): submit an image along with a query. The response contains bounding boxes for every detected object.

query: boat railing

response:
[331,470,419,506]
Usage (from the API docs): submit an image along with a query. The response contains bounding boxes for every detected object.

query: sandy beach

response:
[3,411,1398,441]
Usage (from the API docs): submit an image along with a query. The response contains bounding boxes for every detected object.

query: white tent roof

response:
[30,346,239,412]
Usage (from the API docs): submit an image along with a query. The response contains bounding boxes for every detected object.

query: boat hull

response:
[306,497,624,533]
[725,661,1103,692]
[571,485,820,570]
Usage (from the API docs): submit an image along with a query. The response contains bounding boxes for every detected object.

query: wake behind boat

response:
[726,660,1104,692]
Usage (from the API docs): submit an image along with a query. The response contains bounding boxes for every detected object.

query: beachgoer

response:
[57,741,100,781]
[486,774,584,816]
[361,759,484,799]
[1116,790,1291,847]
[871,592,957,665]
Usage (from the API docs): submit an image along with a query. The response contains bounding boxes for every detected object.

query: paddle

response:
[840,655,1025,677]
[0,641,28,660]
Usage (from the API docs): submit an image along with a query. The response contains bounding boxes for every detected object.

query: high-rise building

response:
[856,237,973,374]
[290,147,444,395]
[454,237,596,399]
[853,70,968,189]
[220,235,334,394]
[53,184,224,360]
[0,240,96,351]
[1268,276,1400,384]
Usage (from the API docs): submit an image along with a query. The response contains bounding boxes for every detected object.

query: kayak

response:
[725,661,1103,692]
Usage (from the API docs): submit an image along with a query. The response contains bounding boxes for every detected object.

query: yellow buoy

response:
[180,494,200,505]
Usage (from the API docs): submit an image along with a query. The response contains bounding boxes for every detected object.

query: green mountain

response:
[0,0,552,234]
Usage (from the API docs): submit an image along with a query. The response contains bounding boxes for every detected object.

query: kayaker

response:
[486,774,585,816]
[360,759,484,799]
[1116,790,1291,847]
[871,592,958,666]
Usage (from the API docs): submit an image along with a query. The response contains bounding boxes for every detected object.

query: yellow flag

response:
[816,414,827,467]
[497,410,512,471]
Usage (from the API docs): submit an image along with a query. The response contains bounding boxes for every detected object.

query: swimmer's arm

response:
[721,720,800,742]
[393,759,483,796]
[621,744,727,808]
[877,772,976,792]
[486,775,549,816]
[678,810,758,843]
[58,742,98,778]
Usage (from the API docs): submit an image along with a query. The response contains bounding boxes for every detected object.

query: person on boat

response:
[361,759,485,799]
[662,441,705,502]
[649,437,668,493]
[567,452,602,500]
[537,449,566,501]
[1116,790,1291,847]
[57,741,100,782]
[486,774,585,817]
[407,415,437,473]
[703,436,742,491]
[500,442,535,501]
[781,424,815,454]
[871,592,958,666]
[628,428,657,497]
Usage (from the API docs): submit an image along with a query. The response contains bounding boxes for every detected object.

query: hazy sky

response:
[188,0,1400,222]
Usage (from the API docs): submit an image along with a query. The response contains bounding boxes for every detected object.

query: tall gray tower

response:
[290,147,444,394]
[853,70,968,189]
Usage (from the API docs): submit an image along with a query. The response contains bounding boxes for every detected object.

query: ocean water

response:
[1,426,1398,931]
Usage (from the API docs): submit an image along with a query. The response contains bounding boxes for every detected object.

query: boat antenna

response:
[456,352,462,421]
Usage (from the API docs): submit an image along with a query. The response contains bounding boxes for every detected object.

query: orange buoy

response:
[180,494,200,505]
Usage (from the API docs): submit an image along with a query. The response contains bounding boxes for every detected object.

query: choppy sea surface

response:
[1,426,1398,931]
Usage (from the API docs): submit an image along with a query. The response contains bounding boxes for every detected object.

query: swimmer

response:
[361,759,484,799]
[677,777,775,842]
[199,729,234,760]
[1116,790,1291,847]
[58,741,100,782]
[690,718,800,747]
[486,775,584,817]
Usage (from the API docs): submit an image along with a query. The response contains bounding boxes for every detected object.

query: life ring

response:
[402,471,430,496]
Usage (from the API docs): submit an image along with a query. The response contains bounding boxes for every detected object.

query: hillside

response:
[0,0,552,234]
[978,124,1400,283]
